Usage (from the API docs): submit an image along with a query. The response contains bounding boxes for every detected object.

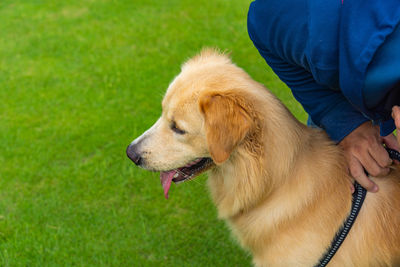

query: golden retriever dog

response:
[127,49,400,266]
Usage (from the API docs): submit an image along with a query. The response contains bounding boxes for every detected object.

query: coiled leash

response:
[386,148,400,162]
[315,147,400,267]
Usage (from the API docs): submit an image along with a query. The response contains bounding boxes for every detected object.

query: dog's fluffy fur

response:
[129,50,400,266]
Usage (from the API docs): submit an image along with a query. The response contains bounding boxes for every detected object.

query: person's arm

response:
[249,34,396,191]
[254,44,368,143]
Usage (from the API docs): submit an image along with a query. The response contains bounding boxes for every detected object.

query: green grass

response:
[0,0,306,266]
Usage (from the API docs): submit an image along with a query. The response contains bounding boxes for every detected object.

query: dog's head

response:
[127,50,257,198]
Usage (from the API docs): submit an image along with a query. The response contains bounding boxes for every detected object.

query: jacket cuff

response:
[379,119,396,137]
[316,101,370,143]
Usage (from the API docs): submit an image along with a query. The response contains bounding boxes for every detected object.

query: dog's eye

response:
[170,121,186,135]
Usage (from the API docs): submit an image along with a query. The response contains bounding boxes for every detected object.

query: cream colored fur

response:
[130,49,400,266]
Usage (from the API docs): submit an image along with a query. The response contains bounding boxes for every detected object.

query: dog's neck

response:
[207,94,300,217]
[207,92,351,222]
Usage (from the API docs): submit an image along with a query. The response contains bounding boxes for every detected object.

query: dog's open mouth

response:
[160,158,214,199]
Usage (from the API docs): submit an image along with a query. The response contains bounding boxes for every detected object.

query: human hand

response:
[339,121,396,193]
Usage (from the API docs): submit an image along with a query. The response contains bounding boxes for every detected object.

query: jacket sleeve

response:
[249,39,369,142]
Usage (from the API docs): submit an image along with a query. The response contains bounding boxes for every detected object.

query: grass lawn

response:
[0,0,306,266]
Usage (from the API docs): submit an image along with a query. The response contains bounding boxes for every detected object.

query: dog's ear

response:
[199,92,251,165]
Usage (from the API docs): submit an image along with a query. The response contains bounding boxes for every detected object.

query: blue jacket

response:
[247,0,400,142]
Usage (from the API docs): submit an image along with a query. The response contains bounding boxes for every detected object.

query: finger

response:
[348,156,378,192]
[382,133,400,164]
[368,140,393,168]
[365,151,390,176]
[352,144,390,177]
[383,133,400,150]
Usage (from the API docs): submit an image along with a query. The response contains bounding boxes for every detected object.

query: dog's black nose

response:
[126,144,142,166]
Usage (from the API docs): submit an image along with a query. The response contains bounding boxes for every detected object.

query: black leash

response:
[314,182,367,267]
[315,147,400,267]
[386,147,400,162]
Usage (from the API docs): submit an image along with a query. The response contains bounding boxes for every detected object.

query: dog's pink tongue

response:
[160,170,176,199]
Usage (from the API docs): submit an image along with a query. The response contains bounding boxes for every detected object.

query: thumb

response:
[392,105,400,145]
[382,134,400,151]
[392,105,400,129]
